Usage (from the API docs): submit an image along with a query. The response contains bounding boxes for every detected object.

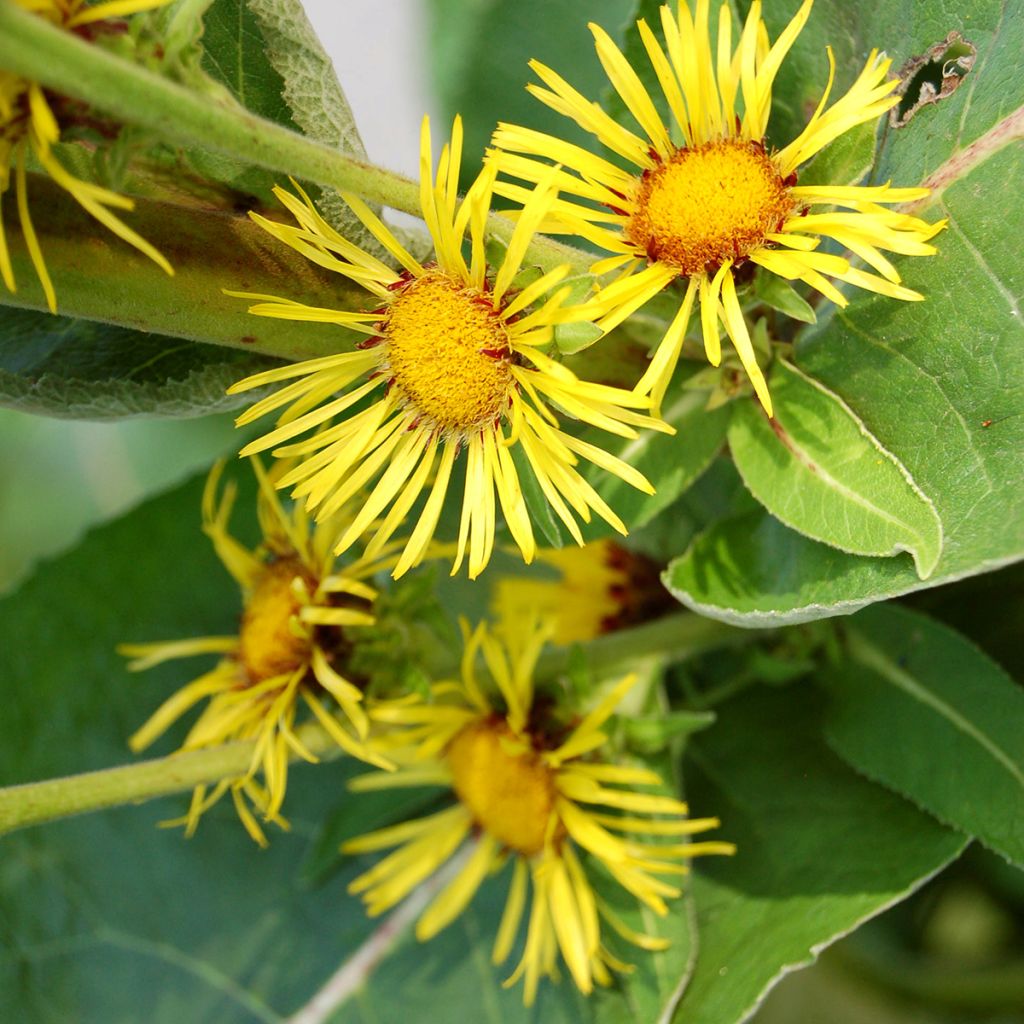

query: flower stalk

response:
[0,613,760,836]
[0,721,341,837]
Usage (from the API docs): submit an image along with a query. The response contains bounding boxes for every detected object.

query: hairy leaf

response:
[0,307,275,419]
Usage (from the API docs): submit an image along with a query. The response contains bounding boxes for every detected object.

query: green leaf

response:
[752,272,816,325]
[0,306,276,419]
[0,472,696,1022]
[200,0,296,127]
[797,118,878,190]
[197,0,374,246]
[554,321,604,355]
[675,687,967,1024]
[241,0,378,245]
[426,0,635,187]
[822,604,1024,868]
[510,442,565,549]
[580,387,732,546]
[728,360,943,578]
[664,1,1024,625]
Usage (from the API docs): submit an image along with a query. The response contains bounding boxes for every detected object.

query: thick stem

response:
[0,614,759,836]
[0,720,338,837]
[0,3,591,275]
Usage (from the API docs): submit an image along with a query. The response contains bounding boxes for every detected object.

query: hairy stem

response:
[0,614,757,836]
[0,4,592,275]
[0,721,340,837]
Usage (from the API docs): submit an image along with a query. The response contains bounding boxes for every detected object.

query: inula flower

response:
[491,0,945,414]
[492,538,671,645]
[343,618,733,1004]
[228,116,669,581]
[0,0,173,312]
[122,461,393,846]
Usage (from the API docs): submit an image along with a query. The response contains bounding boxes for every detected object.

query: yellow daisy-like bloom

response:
[0,0,174,312]
[491,0,946,414]
[121,461,393,846]
[343,618,733,1005]
[227,116,669,581]
[492,538,671,645]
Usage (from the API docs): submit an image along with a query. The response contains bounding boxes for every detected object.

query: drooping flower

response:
[343,618,733,1004]
[0,0,173,312]
[490,0,946,414]
[227,116,669,581]
[121,460,393,846]
[492,538,671,645]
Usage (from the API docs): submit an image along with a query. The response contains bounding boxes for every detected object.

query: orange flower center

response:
[383,272,513,431]
[447,719,558,856]
[626,139,793,276]
[238,558,314,683]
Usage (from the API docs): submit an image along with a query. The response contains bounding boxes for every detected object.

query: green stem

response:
[0,613,758,836]
[0,3,591,275]
[537,612,765,680]
[0,721,338,837]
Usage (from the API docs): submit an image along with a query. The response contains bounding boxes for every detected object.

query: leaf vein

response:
[850,632,1024,790]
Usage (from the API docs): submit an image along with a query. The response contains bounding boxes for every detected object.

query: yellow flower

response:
[343,618,733,1005]
[227,116,670,581]
[492,538,671,645]
[490,0,946,415]
[0,0,173,312]
[121,460,393,847]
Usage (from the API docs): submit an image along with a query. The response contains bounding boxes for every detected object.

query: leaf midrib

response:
[849,630,1024,790]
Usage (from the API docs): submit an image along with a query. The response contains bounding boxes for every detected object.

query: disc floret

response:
[343,619,734,1004]
[491,0,947,415]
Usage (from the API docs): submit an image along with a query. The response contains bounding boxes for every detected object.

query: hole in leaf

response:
[891,32,976,127]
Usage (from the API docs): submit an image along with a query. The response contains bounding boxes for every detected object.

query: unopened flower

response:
[0,0,173,312]
[491,0,945,414]
[492,538,671,644]
[228,116,669,581]
[343,618,733,1004]
[121,461,392,846]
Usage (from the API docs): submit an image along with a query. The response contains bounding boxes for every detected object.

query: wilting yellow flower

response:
[343,618,732,1004]
[121,461,393,846]
[0,0,173,312]
[492,538,670,645]
[491,0,945,414]
[228,116,669,581]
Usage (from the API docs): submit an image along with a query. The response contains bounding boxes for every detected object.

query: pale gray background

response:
[302,0,437,177]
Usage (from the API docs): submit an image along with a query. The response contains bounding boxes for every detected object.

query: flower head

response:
[491,0,946,414]
[121,460,393,846]
[228,116,669,581]
[0,0,173,312]
[492,538,671,645]
[343,618,733,1004]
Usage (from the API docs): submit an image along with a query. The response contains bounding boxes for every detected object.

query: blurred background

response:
[2,2,1022,1020]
